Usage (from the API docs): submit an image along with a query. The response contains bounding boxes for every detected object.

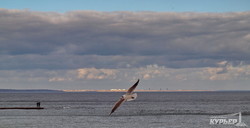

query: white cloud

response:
[136,64,169,80]
[203,64,250,80]
[49,77,70,82]
[77,68,118,80]
[244,34,250,41]
[133,64,250,81]
[0,64,250,89]
[217,61,228,66]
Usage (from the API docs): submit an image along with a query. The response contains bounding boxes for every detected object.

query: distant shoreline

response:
[0,89,250,93]
[62,89,212,92]
[0,89,62,93]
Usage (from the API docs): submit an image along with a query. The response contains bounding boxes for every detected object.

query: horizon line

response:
[1,89,250,92]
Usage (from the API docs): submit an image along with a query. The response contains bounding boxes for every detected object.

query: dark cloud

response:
[1,9,250,69]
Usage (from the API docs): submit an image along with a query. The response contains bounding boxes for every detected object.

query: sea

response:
[0,91,249,128]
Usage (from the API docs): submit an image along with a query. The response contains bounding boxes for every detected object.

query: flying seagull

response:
[109,79,140,115]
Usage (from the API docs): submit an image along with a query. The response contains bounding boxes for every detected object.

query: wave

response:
[50,111,250,116]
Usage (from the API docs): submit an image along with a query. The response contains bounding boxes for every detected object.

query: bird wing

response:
[126,79,140,94]
[109,97,125,115]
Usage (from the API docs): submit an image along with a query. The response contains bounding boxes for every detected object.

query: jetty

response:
[0,102,44,110]
[0,107,44,110]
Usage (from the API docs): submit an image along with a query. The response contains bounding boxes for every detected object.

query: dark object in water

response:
[37,102,41,107]
[0,107,44,110]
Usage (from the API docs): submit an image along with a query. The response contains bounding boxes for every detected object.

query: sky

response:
[0,0,250,90]
[1,0,250,12]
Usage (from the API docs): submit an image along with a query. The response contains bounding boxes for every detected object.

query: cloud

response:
[201,62,250,81]
[49,77,68,82]
[1,9,250,70]
[1,64,250,89]
[1,9,250,90]
[77,68,118,80]
[216,61,230,74]
[136,64,169,80]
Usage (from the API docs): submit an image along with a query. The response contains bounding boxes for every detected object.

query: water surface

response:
[0,92,249,128]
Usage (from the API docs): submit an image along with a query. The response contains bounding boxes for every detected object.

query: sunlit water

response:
[0,92,250,128]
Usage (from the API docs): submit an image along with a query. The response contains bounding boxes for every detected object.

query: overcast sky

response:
[0,1,250,90]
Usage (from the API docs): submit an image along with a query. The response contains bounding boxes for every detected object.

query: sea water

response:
[0,92,249,128]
